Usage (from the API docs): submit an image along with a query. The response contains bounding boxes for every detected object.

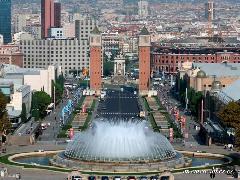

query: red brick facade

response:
[152,48,240,74]
[90,46,102,90]
[0,45,23,67]
[139,47,151,91]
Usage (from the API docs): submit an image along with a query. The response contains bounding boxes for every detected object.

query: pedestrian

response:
[55,116,57,121]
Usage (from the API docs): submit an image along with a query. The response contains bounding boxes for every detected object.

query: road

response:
[96,87,141,119]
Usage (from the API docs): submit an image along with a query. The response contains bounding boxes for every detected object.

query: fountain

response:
[51,119,189,172]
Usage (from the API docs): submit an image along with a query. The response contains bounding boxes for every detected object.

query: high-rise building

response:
[205,1,215,21]
[138,0,148,18]
[54,2,61,28]
[138,27,151,95]
[41,0,61,39]
[75,16,98,41]
[0,0,12,44]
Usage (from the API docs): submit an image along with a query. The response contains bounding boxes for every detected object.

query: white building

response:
[102,31,120,55]
[15,14,28,33]
[63,23,75,38]
[138,0,149,18]
[0,64,61,97]
[13,32,34,44]
[48,28,65,39]
[0,34,3,45]
[19,39,89,75]
[0,80,31,128]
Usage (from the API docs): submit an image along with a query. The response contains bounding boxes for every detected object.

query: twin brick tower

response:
[90,27,151,95]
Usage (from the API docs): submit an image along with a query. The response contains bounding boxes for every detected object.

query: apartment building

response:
[102,31,120,55]
[19,39,89,74]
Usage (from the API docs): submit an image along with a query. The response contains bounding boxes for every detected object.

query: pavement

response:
[96,88,140,119]
[155,83,201,145]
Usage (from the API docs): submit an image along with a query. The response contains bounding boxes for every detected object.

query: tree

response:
[53,74,65,103]
[31,91,51,119]
[218,102,240,147]
[20,103,27,123]
[0,92,11,133]
[103,60,114,76]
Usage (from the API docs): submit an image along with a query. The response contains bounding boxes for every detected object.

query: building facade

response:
[178,62,240,92]
[19,39,89,74]
[152,47,240,74]
[75,17,98,41]
[139,27,151,94]
[0,45,24,67]
[54,2,61,28]
[102,31,120,55]
[41,0,61,38]
[138,0,148,18]
[0,0,12,44]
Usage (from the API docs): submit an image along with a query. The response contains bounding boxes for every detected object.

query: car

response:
[150,176,158,180]
[128,176,136,180]
[139,176,148,180]
[113,176,121,180]
[71,176,82,180]
[88,176,96,180]
[101,176,109,180]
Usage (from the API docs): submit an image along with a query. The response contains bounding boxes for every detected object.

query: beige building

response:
[179,62,240,92]
[19,39,89,75]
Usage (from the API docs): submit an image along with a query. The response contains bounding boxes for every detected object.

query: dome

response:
[64,120,176,162]
[212,81,222,90]
[197,70,206,78]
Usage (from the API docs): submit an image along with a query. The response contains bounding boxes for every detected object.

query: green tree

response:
[20,103,27,123]
[31,91,51,119]
[218,102,240,147]
[53,74,65,104]
[103,60,114,76]
[0,92,11,133]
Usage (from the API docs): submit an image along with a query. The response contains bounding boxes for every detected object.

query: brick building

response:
[0,45,23,67]
[152,47,240,74]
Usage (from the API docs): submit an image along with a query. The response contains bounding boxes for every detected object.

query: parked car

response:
[113,176,121,180]
[128,176,136,180]
[101,176,109,180]
[88,176,96,180]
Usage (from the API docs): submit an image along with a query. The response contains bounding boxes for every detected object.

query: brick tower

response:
[90,26,102,92]
[138,26,151,95]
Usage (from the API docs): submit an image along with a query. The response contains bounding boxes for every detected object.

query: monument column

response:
[138,26,151,95]
[90,27,102,92]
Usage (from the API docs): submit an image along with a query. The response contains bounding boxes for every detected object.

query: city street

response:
[97,88,141,119]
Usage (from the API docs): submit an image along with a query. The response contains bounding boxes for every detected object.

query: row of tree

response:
[218,102,240,148]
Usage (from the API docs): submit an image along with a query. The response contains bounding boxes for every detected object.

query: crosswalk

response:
[105,96,137,99]
[100,112,139,115]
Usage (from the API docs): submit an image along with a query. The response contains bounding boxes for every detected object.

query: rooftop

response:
[139,26,150,35]
[219,79,240,102]
[192,63,240,77]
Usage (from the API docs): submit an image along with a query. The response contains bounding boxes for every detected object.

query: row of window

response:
[154,60,240,64]
[20,40,88,46]
[155,55,240,60]
[24,65,88,70]
[24,62,89,66]
[203,84,226,88]
[21,46,87,50]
